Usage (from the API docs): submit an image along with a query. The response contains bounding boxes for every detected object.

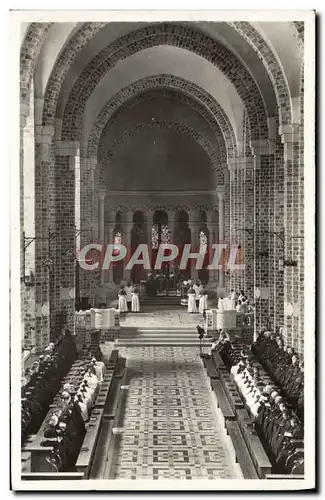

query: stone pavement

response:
[110,346,241,480]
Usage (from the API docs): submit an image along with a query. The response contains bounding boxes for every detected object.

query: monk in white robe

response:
[131,286,140,312]
[118,287,128,313]
[229,289,236,309]
[187,287,197,313]
[199,290,208,314]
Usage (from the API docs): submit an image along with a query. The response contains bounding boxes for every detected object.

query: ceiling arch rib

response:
[45,22,278,128]
[20,22,53,103]
[53,23,269,141]
[23,21,301,130]
[229,22,294,125]
[81,46,244,149]
[87,75,235,162]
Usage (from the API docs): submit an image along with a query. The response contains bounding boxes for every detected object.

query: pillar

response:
[99,191,106,286]
[167,210,177,244]
[79,158,97,303]
[280,124,300,348]
[251,139,275,339]
[188,210,199,281]
[21,99,36,348]
[106,222,115,284]
[55,140,80,334]
[146,209,153,271]
[206,212,217,284]
[123,210,133,282]
[216,187,225,292]
[33,126,56,350]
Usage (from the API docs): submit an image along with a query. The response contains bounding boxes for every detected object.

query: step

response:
[120,326,198,332]
[116,341,212,347]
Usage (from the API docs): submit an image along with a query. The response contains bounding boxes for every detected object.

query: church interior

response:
[19,20,308,483]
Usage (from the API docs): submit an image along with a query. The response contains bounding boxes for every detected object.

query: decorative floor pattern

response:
[111,347,240,480]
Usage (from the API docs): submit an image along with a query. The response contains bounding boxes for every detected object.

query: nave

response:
[110,346,240,480]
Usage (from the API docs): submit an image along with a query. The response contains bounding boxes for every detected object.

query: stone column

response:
[206,212,217,283]
[167,210,177,244]
[33,126,56,351]
[251,140,275,339]
[188,210,199,281]
[79,158,97,302]
[20,101,34,348]
[99,191,106,286]
[123,210,133,282]
[146,209,153,271]
[106,222,115,284]
[280,125,300,348]
[216,187,225,292]
[55,140,80,335]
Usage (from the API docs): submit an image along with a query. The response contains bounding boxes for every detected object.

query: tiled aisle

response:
[111,346,241,480]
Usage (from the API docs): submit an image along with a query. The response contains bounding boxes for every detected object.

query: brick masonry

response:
[20,22,306,356]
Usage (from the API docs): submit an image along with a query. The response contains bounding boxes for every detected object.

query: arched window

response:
[151,224,159,249]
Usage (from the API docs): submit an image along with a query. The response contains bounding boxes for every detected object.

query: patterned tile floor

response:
[111,346,241,480]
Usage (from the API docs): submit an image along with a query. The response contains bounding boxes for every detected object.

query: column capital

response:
[99,190,106,201]
[280,124,300,161]
[250,139,276,156]
[55,140,80,157]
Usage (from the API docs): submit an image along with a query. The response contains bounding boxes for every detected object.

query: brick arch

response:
[87,75,236,162]
[98,121,224,185]
[53,23,268,141]
[20,22,53,104]
[229,22,292,125]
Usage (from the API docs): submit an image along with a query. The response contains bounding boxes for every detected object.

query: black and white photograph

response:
[10,9,315,491]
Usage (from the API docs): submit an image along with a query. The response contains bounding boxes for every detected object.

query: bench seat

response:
[240,422,272,478]
[21,472,84,480]
[114,357,126,379]
[107,350,119,369]
[75,409,104,479]
[204,358,219,379]
[226,421,259,479]
[265,474,304,480]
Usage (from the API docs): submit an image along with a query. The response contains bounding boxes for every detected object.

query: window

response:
[152,224,159,249]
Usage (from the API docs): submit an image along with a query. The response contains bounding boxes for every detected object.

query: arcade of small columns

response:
[95,194,226,287]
